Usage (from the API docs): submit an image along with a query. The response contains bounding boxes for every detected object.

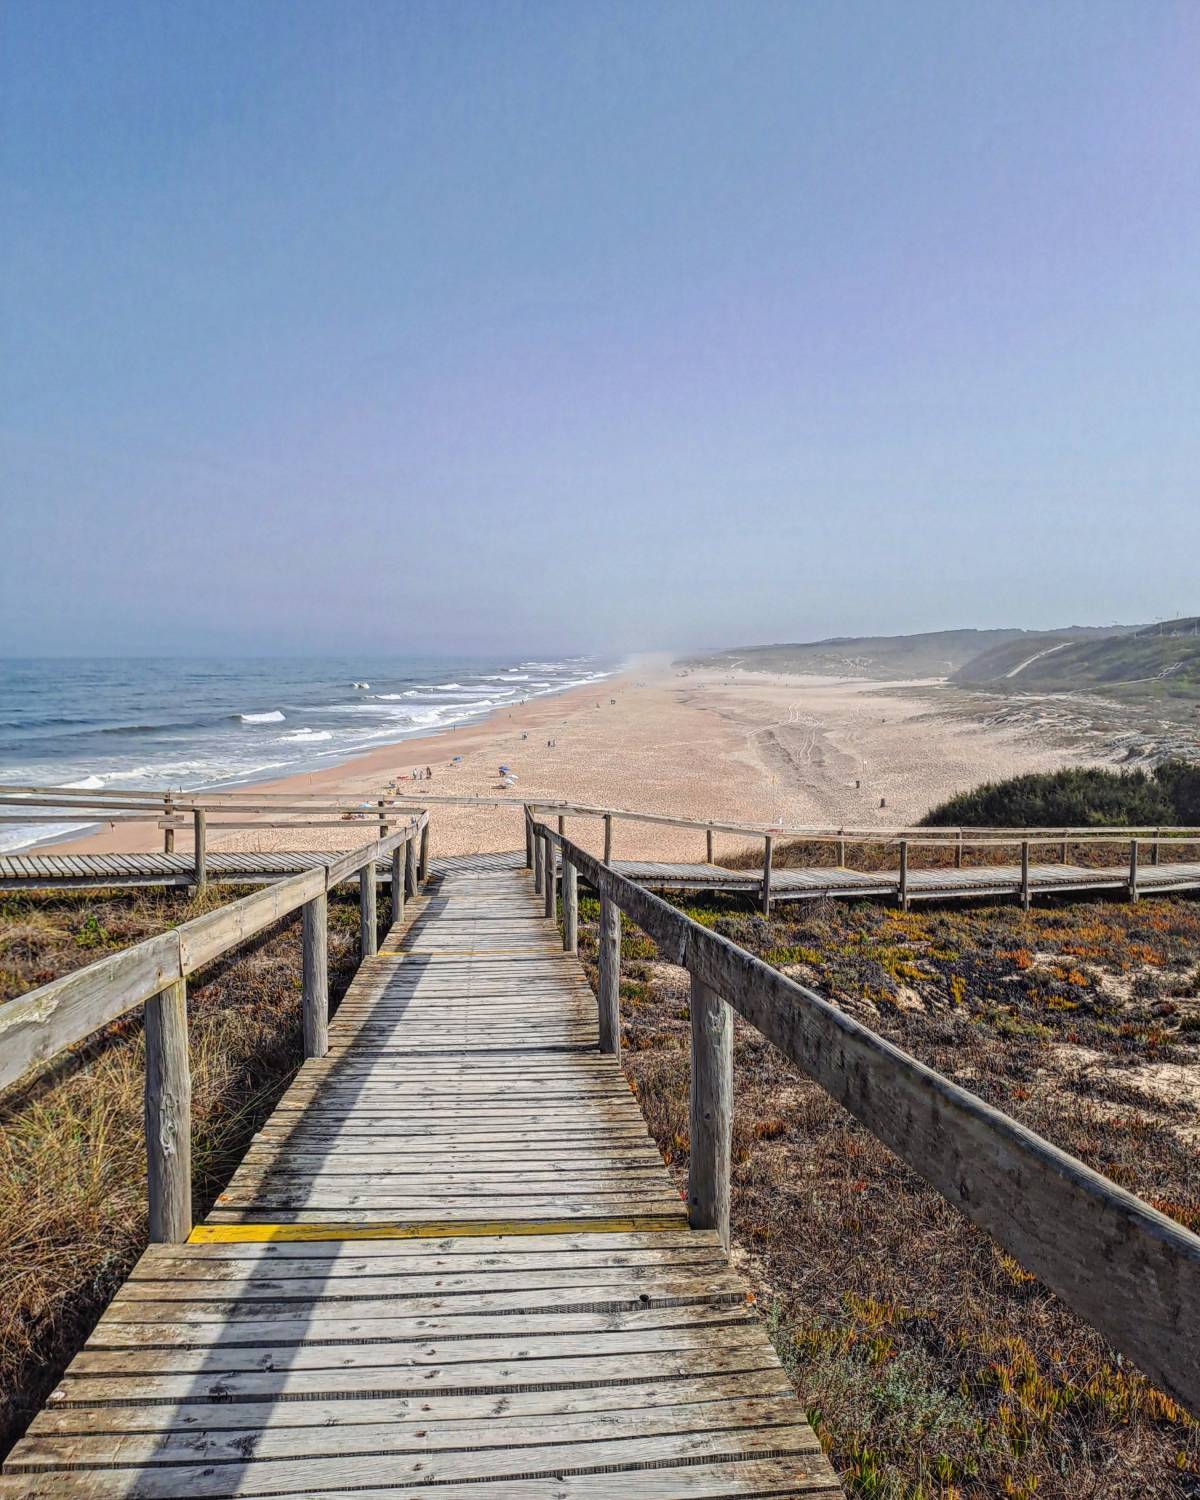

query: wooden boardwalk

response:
[1,867,839,1497]
[7,846,1200,909]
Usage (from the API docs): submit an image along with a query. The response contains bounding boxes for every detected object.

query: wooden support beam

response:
[405,836,418,898]
[359,863,377,958]
[688,973,732,1251]
[706,826,714,865]
[418,823,430,881]
[955,832,963,869]
[1130,838,1140,903]
[603,813,613,866]
[163,792,174,855]
[562,857,578,954]
[1020,840,1031,910]
[761,835,773,916]
[192,809,206,894]
[524,814,533,868]
[543,834,556,920]
[598,892,621,1057]
[837,835,846,868]
[391,843,405,926]
[377,799,388,838]
[301,894,328,1059]
[1153,828,1161,866]
[144,978,191,1243]
[533,829,544,893]
[899,840,910,911]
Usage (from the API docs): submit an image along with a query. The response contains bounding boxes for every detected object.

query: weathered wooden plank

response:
[0,930,181,1094]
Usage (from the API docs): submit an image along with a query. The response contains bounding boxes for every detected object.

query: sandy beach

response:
[50,659,1107,866]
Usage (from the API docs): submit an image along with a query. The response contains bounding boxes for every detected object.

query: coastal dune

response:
[51,662,1105,865]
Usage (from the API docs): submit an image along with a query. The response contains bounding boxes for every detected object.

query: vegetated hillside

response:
[920,762,1200,827]
[955,618,1200,701]
[686,625,1121,681]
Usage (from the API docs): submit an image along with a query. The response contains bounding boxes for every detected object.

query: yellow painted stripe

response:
[189,1214,688,1245]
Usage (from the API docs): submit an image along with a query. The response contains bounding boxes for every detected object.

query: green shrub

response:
[921,766,1182,827]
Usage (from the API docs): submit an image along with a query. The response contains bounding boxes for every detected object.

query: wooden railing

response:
[519,801,1200,913]
[0,813,428,1243]
[0,787,432,892]
[529,811,1200,1419]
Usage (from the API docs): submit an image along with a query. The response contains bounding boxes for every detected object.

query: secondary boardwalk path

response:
[6,846,1200,908]
[1,867,840,1497]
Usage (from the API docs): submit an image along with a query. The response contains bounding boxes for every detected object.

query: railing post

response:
[761,834,773,916]
[419,822,430,881]
[405,835,419,898]
[899,839,909,911]
[1152,828,1161,866]
[378,799,388,838]
[1129,838,1140,903]
[391,842,405,927]
[533,829,544,893]
[360,861,377,958]
[603,813,613,866]
[193,809,207,895]
[543,834,556,920]
[145,978,191,1243]
[598,892,621,1056]
[706,826,714,865]
[562,856,578,953]
[837,834,847,868]
[302,893,329,1058]
[1060,832,1069,865]
[688,973,732,1250]
[955,832,963,869]
[1020,839,1031,910]
[524,811,533,869]
[163,791,174,854]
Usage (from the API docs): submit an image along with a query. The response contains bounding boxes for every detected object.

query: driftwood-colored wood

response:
[1130,837,1140,903]
[598,892,621,1057]
[688,974,732,1251]
[391,843,405,926]
[193,809,206,893]
[562,857,578,954]
[162,792,174,854]
[144,978,191,1243]
[561,833,1200,1417]
[899,839,909,911]
[405,837,419,898]
[761,835,773,915]
[359,864,378,959]
[302,895,328,1059]
[0,931,182,1094]
[543,833,556,920]
[604,812,613,865]
[1020,840,1031,909]
[532,829,544,893]
[419,823,430,881]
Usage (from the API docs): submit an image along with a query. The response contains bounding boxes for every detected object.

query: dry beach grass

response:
[0,883,373,1461]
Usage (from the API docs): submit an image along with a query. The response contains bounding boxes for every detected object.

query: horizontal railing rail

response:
[0,812,428,1242]
[530,813,1200,1419]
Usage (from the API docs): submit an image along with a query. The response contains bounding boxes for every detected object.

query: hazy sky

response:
[2,1,1198,657]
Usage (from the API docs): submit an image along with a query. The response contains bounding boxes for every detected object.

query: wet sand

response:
[52,660,1104,865]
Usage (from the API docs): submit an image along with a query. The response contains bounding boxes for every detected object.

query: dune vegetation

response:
[576,884,1200,1498]
[0,883,375,1461]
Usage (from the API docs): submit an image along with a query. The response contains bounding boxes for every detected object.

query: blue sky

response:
[2,0,1198,655]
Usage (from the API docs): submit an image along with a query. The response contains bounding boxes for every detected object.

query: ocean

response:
[0,655,615,852]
